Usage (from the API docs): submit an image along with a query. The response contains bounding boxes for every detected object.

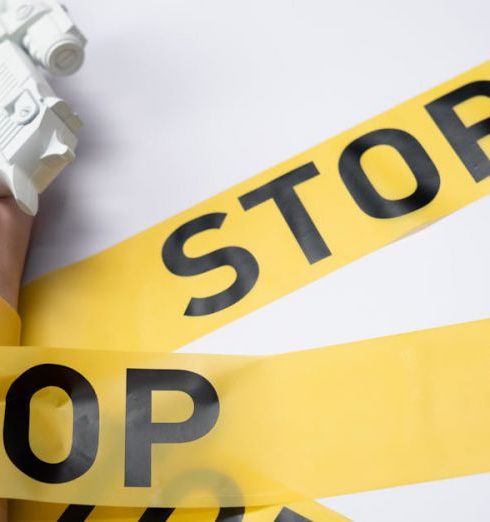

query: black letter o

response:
[3,364,99,483]
[339,128,440,218]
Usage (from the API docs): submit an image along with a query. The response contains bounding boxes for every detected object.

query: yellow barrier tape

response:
[0,298,20,346]
[4,296,345,522]
[8,61,490,517]
[20,61,490,353]
[10,500,348,522]
[2,319,490,507]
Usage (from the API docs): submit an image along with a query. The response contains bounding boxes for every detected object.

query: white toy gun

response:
[0,0,86,215]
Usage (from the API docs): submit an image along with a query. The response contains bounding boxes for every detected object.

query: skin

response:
[0,196,33,309]
[0,196,34,521]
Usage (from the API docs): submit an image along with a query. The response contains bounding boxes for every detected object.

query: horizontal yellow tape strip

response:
[3,319,490,507]
[20,61,490,355]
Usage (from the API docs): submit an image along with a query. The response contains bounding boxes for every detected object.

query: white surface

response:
[24,0,490,520]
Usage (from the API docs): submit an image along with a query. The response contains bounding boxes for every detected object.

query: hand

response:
[0,196,33,309]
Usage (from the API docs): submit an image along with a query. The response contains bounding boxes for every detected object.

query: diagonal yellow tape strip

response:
[20,61,490,353]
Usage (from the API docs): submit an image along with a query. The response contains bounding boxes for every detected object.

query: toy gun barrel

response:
[22,2,86,76]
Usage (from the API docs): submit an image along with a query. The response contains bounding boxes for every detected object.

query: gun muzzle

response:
[22,4,86,76]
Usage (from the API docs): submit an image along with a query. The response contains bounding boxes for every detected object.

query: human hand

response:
[0,196,33,309]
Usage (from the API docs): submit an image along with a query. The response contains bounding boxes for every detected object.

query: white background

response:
[24,1,490,520]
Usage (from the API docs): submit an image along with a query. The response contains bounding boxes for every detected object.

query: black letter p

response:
[125,369,219,487]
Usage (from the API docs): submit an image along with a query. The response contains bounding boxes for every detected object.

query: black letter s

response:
[162,213,259,316]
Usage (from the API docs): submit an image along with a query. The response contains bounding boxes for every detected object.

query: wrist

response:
[0,197,33,310]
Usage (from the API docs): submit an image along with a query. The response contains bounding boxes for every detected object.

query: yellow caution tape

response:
[20,61,490,354]
[3,318,490,507]
[0,304,344,522]
[5,60,490,516]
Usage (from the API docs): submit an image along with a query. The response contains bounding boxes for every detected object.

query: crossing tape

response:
[4,60,490,517]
